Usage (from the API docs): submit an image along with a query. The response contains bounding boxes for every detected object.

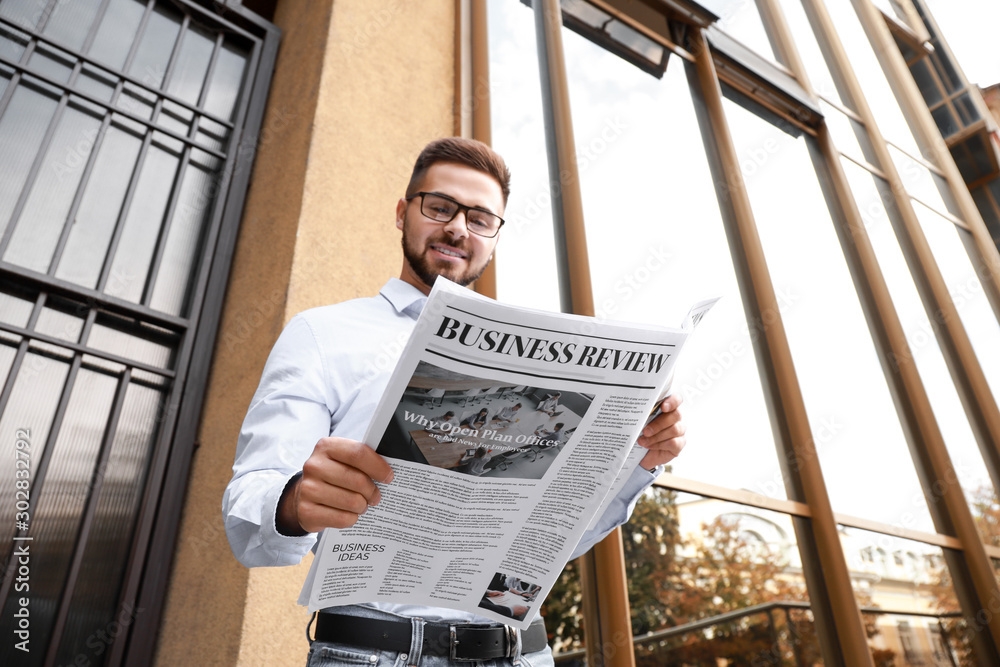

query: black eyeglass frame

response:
[405,191,506,238]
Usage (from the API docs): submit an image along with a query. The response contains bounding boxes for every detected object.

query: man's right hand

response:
[276,437,395,535]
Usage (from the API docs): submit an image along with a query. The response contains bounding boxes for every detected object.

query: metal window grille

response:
[0,0,278,665]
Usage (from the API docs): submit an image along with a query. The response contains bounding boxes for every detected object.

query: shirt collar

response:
[380,278,427,318]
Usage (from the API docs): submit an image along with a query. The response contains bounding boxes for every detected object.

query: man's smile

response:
[429,243,468,260]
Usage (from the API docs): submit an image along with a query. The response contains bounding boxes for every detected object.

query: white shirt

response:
[223,278,657,623]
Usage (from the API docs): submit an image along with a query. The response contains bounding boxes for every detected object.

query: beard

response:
[400,214,493,288]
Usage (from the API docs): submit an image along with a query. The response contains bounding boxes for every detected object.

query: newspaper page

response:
[298,279,710,629]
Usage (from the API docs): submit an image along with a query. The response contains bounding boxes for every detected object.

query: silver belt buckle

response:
[447,623,516,661]
[505,624,519,658]
[448,624,476,662]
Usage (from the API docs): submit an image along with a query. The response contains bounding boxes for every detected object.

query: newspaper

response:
[298,278,716,629]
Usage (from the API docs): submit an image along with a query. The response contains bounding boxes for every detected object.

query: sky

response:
[486,0,1000,537]
[923,0,1000,88]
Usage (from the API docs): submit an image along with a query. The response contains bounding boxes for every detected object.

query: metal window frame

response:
[0,1,279,664]
[117,3,280,664]
[487,0,1000,663]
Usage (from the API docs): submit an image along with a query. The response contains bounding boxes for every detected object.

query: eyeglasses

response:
[405,192,505,238]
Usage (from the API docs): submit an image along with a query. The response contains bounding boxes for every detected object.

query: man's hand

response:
[276,437,394,535]
[636,394,686,471]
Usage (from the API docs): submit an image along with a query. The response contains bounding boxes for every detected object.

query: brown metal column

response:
[848,0,1000,479]
[533,2,633,666]
[466,0,503,299]
[760,0,1000,660]
[854,0,1000,319]
[687,26,875,666]
[803,0,1000,651]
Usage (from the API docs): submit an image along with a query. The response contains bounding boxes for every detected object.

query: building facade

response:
[0,0,999,665]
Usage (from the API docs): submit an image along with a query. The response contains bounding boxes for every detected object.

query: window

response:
[0,1,277,664]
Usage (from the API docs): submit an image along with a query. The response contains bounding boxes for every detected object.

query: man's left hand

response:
[637,394,686,471]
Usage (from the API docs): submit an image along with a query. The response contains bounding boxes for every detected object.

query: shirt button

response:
[368,655,377,663]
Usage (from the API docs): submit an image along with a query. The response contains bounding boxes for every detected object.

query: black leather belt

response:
[313,612,548,661]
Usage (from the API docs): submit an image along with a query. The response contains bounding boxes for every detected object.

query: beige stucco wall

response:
[156,0,457,665]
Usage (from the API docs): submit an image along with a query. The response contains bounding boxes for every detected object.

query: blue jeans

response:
[306,605,555,667]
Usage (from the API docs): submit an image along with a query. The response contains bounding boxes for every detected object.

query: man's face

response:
[396,162,504,294]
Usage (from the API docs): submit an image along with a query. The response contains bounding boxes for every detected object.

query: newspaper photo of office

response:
[377,361,592,479]
[479,572,543,622]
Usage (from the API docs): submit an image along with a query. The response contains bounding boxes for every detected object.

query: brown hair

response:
[406,137,511,206]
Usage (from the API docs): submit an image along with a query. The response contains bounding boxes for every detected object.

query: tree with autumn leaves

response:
[925,484,1000,666]
[543,487,817,662]
[541,487,895,665]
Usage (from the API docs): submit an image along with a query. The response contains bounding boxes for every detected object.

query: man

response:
[535,392,561,417]
[534,422,565,447]
[491,402,522,427]
[224,138,686,666]
[426,410,458,433]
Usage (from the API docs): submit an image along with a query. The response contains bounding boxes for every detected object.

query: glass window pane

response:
[75,62,117,103]
[158,98,193,137]
[490,1,561,313]
[777,0,846,107]
[27,42,75,85]
[126,2,181,89]
[0,21,30,62]
[55,123,143,288]
[87,0,145,70]
[707,0,777,62]
[117,80,155,120]
[195,115,227,152]
[43,0,106,52]
[955,91,979,126]
[822,0,924,159]
[202,39,248,122]
[971,184,1000,233]
[931,103,960,137]
[104,143,178,303]
[7,367,119,655]
[888,144,960,218]
[56,379,166,666]
[912,203,1000,406]
[842,160,996,536]
[166,24,216,105]
[633,492,818,662]
[0,0,47,31]
[910,58,943,107]
[150,155,220,316]
[821,99,880,169]
[3,104,104,273]
[840,526,972,664]
[928,51,962,95]
[558,16,783,497]
[0,353,71,544]
[0,84,59,240]
[34,303,84,343]
[725,96,932,529]
[88,312,177,369]
[0,281,36,327]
